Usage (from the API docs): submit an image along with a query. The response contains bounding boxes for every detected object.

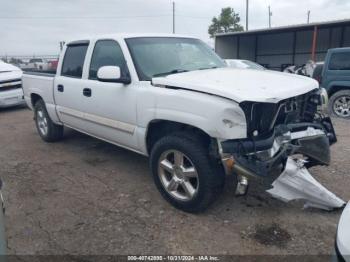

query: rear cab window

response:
[61,41,89,78]
[329,52,350,70]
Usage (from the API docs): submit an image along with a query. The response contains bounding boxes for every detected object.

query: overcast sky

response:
[1,0,349,56]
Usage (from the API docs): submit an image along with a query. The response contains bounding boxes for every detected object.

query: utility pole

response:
[307,10,310,24]
[268,5,272,28]
[172,1,175,34]
[59,41,65,51]
[246,0,249,31]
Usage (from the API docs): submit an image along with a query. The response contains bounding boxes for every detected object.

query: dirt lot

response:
[0,106,349,256]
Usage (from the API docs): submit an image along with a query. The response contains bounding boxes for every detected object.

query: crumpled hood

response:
[152,67,319,103]
[0,61,22,82]
[0,61,21,72]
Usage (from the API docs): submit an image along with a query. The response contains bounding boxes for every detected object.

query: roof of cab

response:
[66,33,196,45]
[328,47,350,52]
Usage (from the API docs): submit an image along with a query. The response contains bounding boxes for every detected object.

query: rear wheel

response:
[150,132,225,213]
[34,99,64,142]
[329,90,350,118]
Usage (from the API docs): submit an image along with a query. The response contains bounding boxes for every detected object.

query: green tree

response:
[208,7,244,38]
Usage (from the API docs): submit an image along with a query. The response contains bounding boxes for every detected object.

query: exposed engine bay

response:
[219,88,345,210]
[220,88,335,176]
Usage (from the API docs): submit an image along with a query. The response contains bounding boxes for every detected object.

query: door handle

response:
[57,85,64,92]
[83,88,92,97]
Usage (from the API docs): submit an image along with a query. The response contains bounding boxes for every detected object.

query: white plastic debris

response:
[267,157,345,210]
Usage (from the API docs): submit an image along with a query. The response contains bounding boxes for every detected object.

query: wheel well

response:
[30,93,42,107]
[328,86,350,97]
[146,120,212,154]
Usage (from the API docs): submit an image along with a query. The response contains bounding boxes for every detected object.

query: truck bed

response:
[22,70,56,111]
[22,69,56,77]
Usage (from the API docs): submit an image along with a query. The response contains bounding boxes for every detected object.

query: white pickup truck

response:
[22,34,337,212]
[0,61,25,108]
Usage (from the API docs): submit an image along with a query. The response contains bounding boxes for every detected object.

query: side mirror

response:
[97,66,131,84]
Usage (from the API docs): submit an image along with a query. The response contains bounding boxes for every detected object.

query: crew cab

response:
[0,60,25,108]
[22,34,336,212]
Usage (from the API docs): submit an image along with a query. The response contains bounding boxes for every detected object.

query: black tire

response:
[328,90,350,119]
[150,132,225,213]
[34,99,64,142]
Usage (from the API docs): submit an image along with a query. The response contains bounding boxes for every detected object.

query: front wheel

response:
[34,99,64,142]
[150,133,225,213]
[329,90,350,118]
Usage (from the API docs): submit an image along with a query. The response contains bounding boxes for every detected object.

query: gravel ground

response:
[0,106,349,256]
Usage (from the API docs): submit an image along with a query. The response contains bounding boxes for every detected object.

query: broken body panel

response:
[267,158,345,210]
[220,88,336,175]
[217,88,344,209]
[154,69,343,209]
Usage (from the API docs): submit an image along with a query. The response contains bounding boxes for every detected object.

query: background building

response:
[215,19,350,71]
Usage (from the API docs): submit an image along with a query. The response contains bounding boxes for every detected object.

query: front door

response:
[78,39,139,150]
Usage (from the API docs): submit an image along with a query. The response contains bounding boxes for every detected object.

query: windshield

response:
[125,37,226,81]
[241,60,265,70]
[226,59,265,70]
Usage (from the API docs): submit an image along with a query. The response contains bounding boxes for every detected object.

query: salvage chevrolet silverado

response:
[22,34,337,212]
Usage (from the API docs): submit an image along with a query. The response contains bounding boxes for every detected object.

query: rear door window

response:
[329,52,350,70]
[61,44,88,78]
[89,40,128,80]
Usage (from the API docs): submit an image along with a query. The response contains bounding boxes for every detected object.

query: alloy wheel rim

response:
[37,110,48,136]
[158,150,199,201]
[333,95,350,117]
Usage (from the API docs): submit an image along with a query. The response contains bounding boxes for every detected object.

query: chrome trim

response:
[158,150,199,201]
[268,103,285,130]
[58,107,136,134]
[0,81,21,88]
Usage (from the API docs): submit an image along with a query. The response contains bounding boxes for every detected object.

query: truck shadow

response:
[0,105,28,113]
[60,126,149,172]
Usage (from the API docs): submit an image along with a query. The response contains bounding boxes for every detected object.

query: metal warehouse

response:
[215,19,350,71]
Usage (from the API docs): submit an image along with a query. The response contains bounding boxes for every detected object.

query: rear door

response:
[54,41,89,130]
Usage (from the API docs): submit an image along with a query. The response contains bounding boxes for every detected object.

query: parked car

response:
[21,58,48,70]
[34,59,50,71]
[22,34,335,212]
[0,179,5,255]
[334,202,350,262]
[322,48,350,118]
[27,58,43,69]
[48,60,59,72]
[225,59,265,70]
[0,60,25,108]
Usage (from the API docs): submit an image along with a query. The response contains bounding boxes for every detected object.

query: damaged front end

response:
[219,88,345,210]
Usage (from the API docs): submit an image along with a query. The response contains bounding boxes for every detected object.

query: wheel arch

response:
[30,92,61,124]
[328,85,350,97]
[145,119,213,155]
[30,93,43,107]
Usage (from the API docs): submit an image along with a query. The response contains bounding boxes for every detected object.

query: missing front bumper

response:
[219,118,345,210]
[220,118,336,178]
